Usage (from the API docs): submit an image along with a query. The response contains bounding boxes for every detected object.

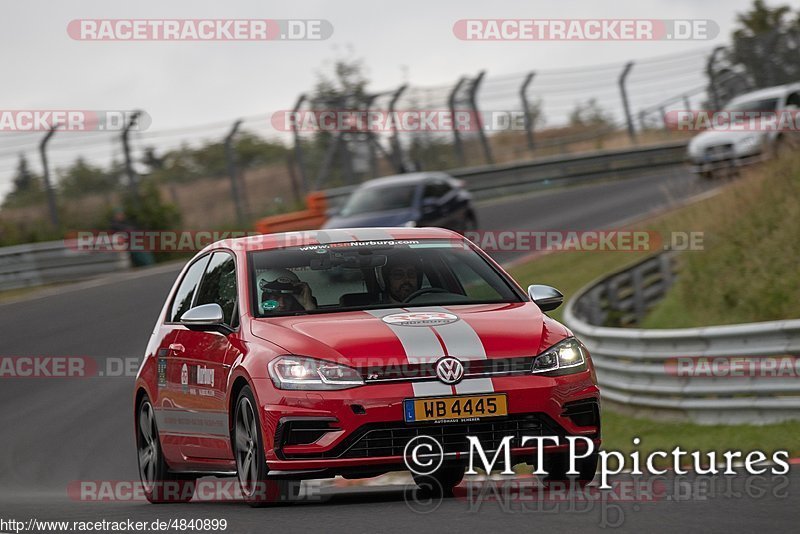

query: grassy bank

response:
[602,410,800,459]
[504,158,800,452]
[643,153,800,328]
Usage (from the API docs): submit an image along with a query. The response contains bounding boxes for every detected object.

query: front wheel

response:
[412,465,466,496]
[234,386,294,507]
[137,396,196,503]
[541,451,598,486]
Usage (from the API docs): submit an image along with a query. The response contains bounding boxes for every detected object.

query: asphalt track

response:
[2,167,796,533]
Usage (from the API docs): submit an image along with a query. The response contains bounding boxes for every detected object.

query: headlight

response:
[268,356,364,390]
[687,140,703,158]
[531,337,587,375]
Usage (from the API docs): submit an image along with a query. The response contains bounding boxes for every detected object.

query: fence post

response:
[121,111,141,207]
[618,62,636,142]
[519,72,536,151]
[290,94,308,193]
[448,76,467,166]
[39,126,61,230]
[388,84,407,172]
[706,46,726,110]
[468,70,493,165]
[224,119,245,224]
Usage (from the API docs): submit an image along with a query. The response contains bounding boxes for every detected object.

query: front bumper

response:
[254,372,601,477]
[687,147,766,173]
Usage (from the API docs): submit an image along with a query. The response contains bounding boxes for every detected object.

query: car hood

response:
[323,208,417,229]
[250,302,571,367]
[690,128,765,148]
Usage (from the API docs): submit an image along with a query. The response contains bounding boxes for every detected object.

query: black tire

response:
[233,386,294,507]
[136,395,196,503]
[541,451,598,486]
[412,464,466,496]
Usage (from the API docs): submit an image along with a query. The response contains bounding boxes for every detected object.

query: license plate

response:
[403,394,507,423]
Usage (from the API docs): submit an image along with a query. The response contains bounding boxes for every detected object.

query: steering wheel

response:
[403,287,451,303]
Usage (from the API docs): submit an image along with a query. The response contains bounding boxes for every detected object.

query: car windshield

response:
[339,184,417,217]
[248,239,523,317]
[727,97,779,112]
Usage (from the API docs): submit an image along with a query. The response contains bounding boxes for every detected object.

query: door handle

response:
[168,343,185,354]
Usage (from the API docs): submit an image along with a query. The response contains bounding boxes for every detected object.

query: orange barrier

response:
[254,192,329,234]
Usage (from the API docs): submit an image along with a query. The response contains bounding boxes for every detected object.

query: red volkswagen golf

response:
[133,227,601,505]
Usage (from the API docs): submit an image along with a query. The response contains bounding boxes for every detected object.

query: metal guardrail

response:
[563,252,800,425]
[0,240,130,291]
[318,141,689,210]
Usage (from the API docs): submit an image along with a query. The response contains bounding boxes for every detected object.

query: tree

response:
[569,99,614,128]
[58,157,117,197]
[729,0,800,88]
[2,155,45,207]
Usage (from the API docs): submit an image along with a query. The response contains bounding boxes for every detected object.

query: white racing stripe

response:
[416,306,494,394]
[414,306,487,360]
[367,306,495,396]
[367,309,445,364]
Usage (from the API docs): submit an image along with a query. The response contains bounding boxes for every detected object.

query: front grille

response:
[705,144,734,159]
[281,413,565,460]
[361,357,532,383]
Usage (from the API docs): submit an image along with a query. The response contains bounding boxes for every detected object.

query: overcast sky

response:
[1,0,798,197]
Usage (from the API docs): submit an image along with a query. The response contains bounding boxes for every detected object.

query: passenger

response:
[258,269,317,312]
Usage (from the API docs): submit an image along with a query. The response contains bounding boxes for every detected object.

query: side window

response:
[195,252,238,327]
[423,180,451,200]
[170,256,211,322]
[786,92,800,108]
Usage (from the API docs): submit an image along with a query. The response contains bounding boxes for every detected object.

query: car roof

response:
[729,83,800,105]
[205,227,464,255]
[358,172,453,189]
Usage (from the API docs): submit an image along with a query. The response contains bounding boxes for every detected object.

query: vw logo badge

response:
[435,357,464,385]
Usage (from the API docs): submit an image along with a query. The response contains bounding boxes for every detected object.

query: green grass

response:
[501,159,800,454]
[601,410,800,459]
[643,154,800,327]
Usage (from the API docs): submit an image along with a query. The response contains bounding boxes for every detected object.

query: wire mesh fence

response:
[0,36,791,241]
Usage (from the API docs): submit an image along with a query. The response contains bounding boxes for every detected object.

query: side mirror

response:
[527,284,563,312]
[180,303,230,333]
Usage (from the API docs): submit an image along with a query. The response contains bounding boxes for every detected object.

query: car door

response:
[172,251,240,461]
[155,254,211,465]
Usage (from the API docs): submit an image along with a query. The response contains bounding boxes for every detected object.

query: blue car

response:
[322,172,477,232]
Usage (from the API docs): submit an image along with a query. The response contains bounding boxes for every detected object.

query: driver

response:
[258,269,317,312]
[381,257,423,304]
